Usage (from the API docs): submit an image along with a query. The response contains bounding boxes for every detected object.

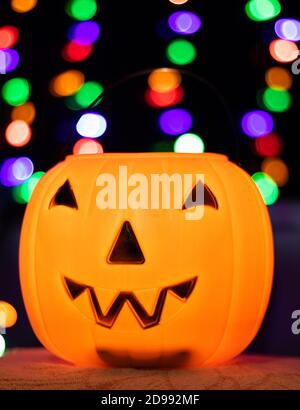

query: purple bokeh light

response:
[159,108,193,136]
[0,49,19,73]
[168,11,202,35]
[275,19,300,41]
[12,157,34,182]
[241,110,274,138]
[0,158,18,187]
[68,21,100,45]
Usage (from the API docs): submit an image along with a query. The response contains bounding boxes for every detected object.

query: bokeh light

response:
[2,77,31,106]
[174,133,205,153]
[241,110,274,138]
[11,157,34,182]
[275,19,300,41]
[245,0,281,22]
[252,172,279,205]
[148,68,181,93]
[262,157,289,186]
[265,67,292,90]
[262,87,291,112]
[145,86,184,108]
[73,81,103,108]
[168,11,202,35]
[76,113,107,138]
[11,0,38,13]
[0,158,18,187]
[255,133,283,157]
[269,39,298,63]
[169,0,189,4]
[66,0,97,21]
[0,335,5,358]
[11,101,36,124]
[12,171,45,204]
[5,120,32,147]
[68,21,100,45]
[62,41,92,62]
[0,49,20,73]
[50,70,84,97]
[0,25,19,48]
[0,301,18,328]
[159,108,192,136]
[166,39,197,65]
[73,138,103,155]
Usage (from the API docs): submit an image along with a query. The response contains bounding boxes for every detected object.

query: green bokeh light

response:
[66,0,97,21]
[262,88,291,112]
[174,133,205,153]
[65,81,103,110]
[166,39,197,65]
[245,0,281,22]
[2,78,31,106]
[12,171,45,204]
[252,172,279,205]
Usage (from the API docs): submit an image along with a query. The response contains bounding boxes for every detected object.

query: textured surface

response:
[1,348,300,390]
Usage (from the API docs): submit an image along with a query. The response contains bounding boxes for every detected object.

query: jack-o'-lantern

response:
[19,153,273,367]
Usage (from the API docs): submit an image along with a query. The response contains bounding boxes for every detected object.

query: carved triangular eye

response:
[50,180,78,209]
[182,182,218,210]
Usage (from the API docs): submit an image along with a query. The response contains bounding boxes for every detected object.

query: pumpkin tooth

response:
[169,277,197,300]
[132,287,160,315]
[93,287,121,315]
[64,277,86,300]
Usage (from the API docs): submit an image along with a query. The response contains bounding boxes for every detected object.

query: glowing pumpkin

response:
[20,153,273,367]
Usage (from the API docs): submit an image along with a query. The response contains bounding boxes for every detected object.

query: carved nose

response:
[108,221,145,264]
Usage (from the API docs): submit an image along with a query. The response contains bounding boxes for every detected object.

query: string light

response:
[5,120,32,147]
[168,11,202,35]
[269,39,298,63]
[245,0,281,22]
[241,110,274,138]
[12,171,45,204]
[255,133,283,157]
[0,26,19,48]
[252,172,279,205]
[148,68,181,93]
[174,133,205,153]
[73,138,103,154]
[0,335,5,358]
[275,19,300,41]
[262,87,291,112]
[0,301,17,328]
[76,113,107,138]
[0,49,20,73]
[62,41,92,62]
[159,108,192,135]
[2,77,31,106]
[68,21,100,45]
[50,70,84,97]
[11,0,38,13]
[11,102,36,124]
[265,67,292,90]
[66,0,97,21]
[145,86,184,108]
[166,39,197,65]
[11,157,34,182]
[261,157,289,186]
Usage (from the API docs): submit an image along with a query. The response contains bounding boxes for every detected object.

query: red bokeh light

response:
[255,133,283,157]
[0,26,19,49]
[145,86,184,108]
[62,41,93,62]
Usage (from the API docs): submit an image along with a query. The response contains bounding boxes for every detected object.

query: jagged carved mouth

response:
[64,276,197,329]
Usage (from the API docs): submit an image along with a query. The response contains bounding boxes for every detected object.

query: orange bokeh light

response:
[5,120,32,147]
[169,0,189,4]
[265,67,293,90]
[11,0,38,13]
[11,101,36,124]
[0,301,17,328]
[269,39,298,63]
[50,70,84,97]
[148,68,181,93]
[262,157,289,187]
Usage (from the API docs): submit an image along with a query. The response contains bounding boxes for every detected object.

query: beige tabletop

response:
[0,348,300,390]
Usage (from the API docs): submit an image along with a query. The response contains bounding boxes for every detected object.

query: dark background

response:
[0,0,300,355]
